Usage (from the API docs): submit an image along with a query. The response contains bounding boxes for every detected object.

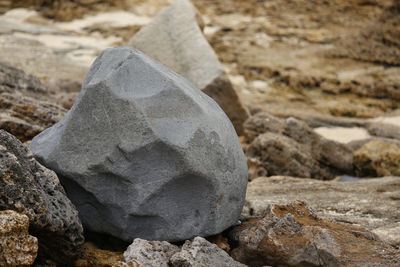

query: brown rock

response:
[0,92,66,142]
[0,210,38,267]
[353,140,400,177]
[74,242,124,267]
[245,113,353,180]
[130,0,249,135]
[231,201,400,267]
[243,176,400,248]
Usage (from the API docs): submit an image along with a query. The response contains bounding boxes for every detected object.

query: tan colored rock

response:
[353,140,400,177]
[243,176,400,248]
[130,0,249,135]
[74,242,124,267]
[231,201,400,267]
[0,210,38,267]
[244,113,353,180]
[0,92,66,142]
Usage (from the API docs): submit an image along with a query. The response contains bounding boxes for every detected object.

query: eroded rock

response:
[231,201,400,267]
[243,176,400,248]
[244,113,353,180]
[31,47,248,242]
[0,210,38,266]
[353,140,400,177]
[123,239,179,267]
[170,237,246,267]
[130,0,249,135]
[0,130,84,264]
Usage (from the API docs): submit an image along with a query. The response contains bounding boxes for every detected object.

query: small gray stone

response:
[129,0,249,135]
[123,239,179,267]
[170,237,247,267]
[0,130,84,264]
[31,47,248,241]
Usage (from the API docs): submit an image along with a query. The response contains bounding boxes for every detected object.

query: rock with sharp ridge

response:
[31,47,248,242]
[129,0,249,135]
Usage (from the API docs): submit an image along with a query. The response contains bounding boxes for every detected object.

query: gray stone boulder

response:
[0,130,84,264]
[31,47,248,242]
[129,0,249,135]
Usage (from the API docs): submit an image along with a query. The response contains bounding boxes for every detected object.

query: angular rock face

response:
[0,130,84,264]
[244,113,353,180]
[0,210,38,266]
[353,140,400,177]
[231,201,400,267]
[243,176,400,248]
[129,0,249,135]
[170,237,247,267]
[31,47,248,242]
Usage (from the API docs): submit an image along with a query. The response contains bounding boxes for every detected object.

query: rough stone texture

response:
[0,130,84,264]
[31,47,248,242]
[243,176,400,248]
[0,0,126,21]
[123,239,179,267]
[0,210,38,266]
[353,140,400,177]
[0,62,66,142]
[74,242,124,267]
[170,237,247,267]
[367,122,400,140]
[231,201,400,267]
[0,92,66,142]
[0,62,47,95]
[130,0,249,135]
[244,113,353,180]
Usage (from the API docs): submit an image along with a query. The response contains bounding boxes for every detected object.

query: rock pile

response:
[0,130,84,264]
[130,0,249,135]
[31,47,248,242]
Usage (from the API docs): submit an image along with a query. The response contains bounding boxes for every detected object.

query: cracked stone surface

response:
[31,46,248,242]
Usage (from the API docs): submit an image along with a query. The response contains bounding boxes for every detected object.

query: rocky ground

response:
[0,0,399,266]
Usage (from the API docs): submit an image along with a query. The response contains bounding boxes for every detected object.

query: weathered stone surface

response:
[0,130,84,264]
[31,47,248,241]
[74,242,124,267]
[244,113,353,180]
[0,92,66,142]
[0,62,47,94]
[243,176,400,248]
[170,237,247,267]
[0,62,66,142]
[130,0,249,135]
[367,118,400,141]
[123,239,179,267]
[0,210,38,266]
[353,140,400,177]
[231,201,400,267]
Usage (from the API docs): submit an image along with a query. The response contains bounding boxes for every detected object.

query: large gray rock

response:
[129,0,249,135]
[31,47,248,242]
[0,130,84,264]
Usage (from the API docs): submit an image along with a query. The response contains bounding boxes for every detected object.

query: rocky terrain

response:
[0,0,399,266]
